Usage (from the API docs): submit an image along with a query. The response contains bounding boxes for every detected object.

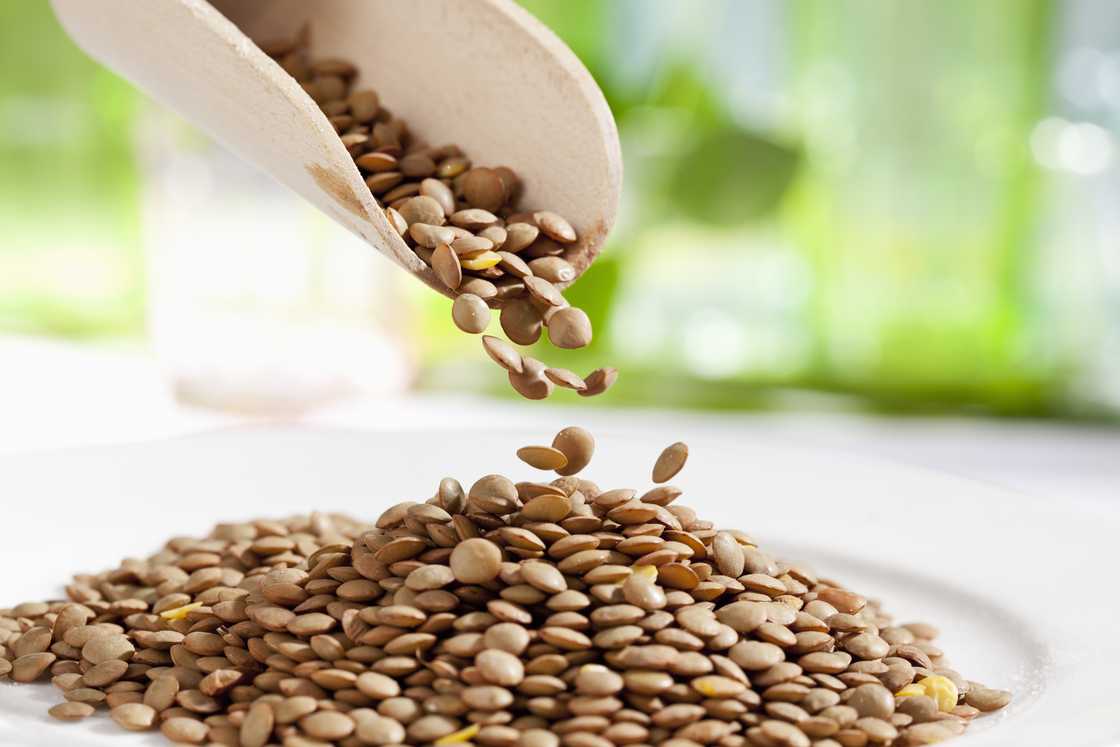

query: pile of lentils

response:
[260,27,616,400]
[0,427,1011,746]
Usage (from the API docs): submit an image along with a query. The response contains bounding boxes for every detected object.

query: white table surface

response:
[3,335,1120,746]
[2,334,1118,505]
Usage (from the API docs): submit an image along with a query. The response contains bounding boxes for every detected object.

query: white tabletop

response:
[2,334,1117,505]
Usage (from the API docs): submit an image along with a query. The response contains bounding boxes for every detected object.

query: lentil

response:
[0,428,1008,746]
[452,293,492,333]
[110,702,157,731]
[48,702,95,721]
[965,685,1013,712]
[652,442,689,483]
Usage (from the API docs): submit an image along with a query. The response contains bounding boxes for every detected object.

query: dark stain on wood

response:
[306,163,368,219]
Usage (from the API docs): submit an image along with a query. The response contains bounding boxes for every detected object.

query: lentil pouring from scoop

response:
[262,25,616,401]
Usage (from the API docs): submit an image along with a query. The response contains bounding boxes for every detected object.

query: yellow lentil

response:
[159,602,203,621]
[918,675,959,712]
[460,251,502,271]
[894,684,927,698]
[435,723,481,745]
[695,680,720,697]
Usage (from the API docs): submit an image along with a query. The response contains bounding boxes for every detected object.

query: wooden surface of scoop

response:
[49,0,622,297]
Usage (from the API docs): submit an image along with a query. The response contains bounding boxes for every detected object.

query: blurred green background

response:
[4,0,1120,418]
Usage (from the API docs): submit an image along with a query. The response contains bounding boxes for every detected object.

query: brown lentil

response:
[450,538,503,584]
[651,442,690,483]
[551,426,595,476]
[964,685,1012,712]
[501,298,544,346]
[545,307,593,349]
[452,292,492,334]
[579,367,618,397]
[11,652,55,682]
[48,701,95,721]
[517,445,570,471]
[509,356,555,400]
[111,702,157,731]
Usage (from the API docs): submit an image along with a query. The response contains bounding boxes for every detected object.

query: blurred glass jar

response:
[136,106,413,414]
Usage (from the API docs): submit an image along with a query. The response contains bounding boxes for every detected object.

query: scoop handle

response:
[50,0,622,294]
[50,0,410,271]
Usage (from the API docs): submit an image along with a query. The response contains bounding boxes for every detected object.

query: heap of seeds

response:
[0,427,1011,746]
[260,27,615,400]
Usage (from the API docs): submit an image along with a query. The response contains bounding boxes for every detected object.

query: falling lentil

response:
[262,26,615,399]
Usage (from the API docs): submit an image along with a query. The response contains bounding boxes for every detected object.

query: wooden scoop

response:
[49,0,622,297]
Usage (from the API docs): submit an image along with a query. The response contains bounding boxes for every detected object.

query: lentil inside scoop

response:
[0,430,1009,746]
[262,26,616,401]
